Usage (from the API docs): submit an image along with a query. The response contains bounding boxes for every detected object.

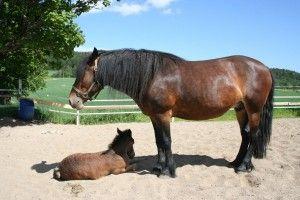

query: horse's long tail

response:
[53,167,61,180]
[252,72,274,158]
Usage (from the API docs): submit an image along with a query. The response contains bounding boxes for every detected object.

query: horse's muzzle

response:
[69,93,84,110]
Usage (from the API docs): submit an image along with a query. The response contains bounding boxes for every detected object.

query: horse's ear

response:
[91,47,99,58]
[87,47,100,66]
[93,47,98,54]
[117,128,122,134]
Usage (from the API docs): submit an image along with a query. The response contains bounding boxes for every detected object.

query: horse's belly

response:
[173,90,240,120]
[173,104,232,120]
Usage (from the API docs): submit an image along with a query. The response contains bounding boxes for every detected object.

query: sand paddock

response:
[0,118,299,200]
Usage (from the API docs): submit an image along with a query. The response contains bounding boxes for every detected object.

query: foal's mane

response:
[96,49,185,101]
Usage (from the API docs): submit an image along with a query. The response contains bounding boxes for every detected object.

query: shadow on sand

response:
[0,117,45,128]
[31,161,59,173]
[31,154,230,176]
[133,154,230,175]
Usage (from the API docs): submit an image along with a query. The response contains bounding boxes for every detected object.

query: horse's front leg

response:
[151,114,176,178]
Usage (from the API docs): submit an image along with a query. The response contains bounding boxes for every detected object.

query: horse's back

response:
[144,55,272,120]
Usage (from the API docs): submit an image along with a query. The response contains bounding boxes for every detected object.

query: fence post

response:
[76,110,80,125]
[18,79,22,97]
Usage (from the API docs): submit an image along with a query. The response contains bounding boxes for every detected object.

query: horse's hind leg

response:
[234,111,261,172]
[230,102,250,168]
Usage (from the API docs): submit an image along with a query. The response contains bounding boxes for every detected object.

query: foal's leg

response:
[151,114,176,177]
[234,112,260,172]
[230,104,250,167]
[126,164,137,172]
[112,168,126,175]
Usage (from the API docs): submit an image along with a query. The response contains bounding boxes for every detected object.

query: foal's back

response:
[54,128,135,181]
[55,150,126,180]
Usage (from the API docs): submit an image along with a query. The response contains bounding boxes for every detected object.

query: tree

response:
[0,0,115,97]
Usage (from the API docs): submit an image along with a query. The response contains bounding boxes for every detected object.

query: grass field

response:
[1,78,299,124]
[29,78,132,105]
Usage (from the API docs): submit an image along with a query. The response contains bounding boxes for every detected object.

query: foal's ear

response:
[127,129,132,137]
[117,128,122,134]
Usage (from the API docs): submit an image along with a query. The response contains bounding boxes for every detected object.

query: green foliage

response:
[48,52,90,77]
[73,0,120,15]
[0,0,114,96]
[271,68,300,86]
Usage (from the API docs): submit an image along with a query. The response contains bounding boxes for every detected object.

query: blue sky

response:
[75,0,300,72]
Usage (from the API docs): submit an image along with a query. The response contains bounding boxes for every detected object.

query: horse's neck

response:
[105,84,139,102]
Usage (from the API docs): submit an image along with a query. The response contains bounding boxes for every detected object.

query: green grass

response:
[1,103,298,125]
[29,78,131,105]
[274,89,300,96]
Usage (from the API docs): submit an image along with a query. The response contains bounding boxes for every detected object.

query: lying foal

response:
[53,128,135,180]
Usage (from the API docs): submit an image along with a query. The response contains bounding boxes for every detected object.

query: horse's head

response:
[69,47,104,110]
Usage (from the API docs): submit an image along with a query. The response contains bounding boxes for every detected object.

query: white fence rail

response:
[0,79,22,95]
[41,99,300,125]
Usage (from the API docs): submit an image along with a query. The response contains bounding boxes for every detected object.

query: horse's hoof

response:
[157,169,176,178]
[234,162,254,173]
[167,164,176,178]
[153,164,163,176]
[153,164,176,178]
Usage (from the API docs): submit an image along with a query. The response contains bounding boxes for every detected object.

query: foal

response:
[53,128,135,180]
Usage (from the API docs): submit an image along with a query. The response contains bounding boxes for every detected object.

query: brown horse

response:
[53,128,135,180]
[69,48,274,177]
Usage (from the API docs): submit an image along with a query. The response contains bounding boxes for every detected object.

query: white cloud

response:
[109,3,148,16]
[162,8,172,15]
[85,0,177,16]
[74,46,94,52]
[74,46,108,52]
[147,0,176,8]
[86,2,106,14]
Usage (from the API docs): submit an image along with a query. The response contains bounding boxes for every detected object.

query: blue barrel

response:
[18,98,35,121]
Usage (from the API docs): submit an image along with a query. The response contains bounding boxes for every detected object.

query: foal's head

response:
[109,128,135,159]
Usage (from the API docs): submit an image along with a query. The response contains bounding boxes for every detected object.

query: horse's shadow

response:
[132,154,230,175]
[31,154,230,175]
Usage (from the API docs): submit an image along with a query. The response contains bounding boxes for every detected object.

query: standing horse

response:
[69,48,274,177]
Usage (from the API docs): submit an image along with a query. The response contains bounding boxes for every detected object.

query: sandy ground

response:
[0,118,299,200]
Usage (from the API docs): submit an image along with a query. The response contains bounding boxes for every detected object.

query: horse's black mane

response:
[95,49,185,101]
